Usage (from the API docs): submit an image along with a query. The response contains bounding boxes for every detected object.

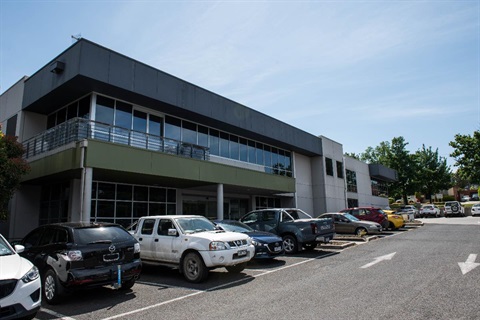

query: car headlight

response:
[21,266,40,283]
[251,239,259,246]
[209,241,227,251]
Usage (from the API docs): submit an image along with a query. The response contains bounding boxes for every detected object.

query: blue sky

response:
[1,1,479,169]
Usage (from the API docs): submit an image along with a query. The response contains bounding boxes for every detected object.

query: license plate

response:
[274,246,282,252]
[237,250,247,257]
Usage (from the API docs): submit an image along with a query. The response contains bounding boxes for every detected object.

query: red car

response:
[339,207,389,230]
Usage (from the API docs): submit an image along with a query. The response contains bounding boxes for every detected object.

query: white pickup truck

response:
[129,215,255,282]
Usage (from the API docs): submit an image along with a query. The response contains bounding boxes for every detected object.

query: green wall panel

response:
[22,147,81,181]
[86,140,295,192]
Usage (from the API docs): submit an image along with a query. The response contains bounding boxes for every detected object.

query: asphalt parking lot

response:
[33,217,480,320]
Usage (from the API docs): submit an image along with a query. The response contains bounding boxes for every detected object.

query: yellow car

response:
[383,209,406,230]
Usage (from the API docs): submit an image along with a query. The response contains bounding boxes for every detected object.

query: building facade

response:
[0,39,396,239]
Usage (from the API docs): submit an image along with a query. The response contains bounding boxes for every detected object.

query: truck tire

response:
[182,252,208,283]
[282,235,298,254]
[225,262,247,273]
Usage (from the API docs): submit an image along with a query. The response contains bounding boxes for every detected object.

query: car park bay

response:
[30,218,480,320]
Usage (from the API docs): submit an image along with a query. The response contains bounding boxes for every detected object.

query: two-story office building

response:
[0,39,396,239]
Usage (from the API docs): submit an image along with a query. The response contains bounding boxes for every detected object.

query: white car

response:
[419,204,441,218]
[399,205,418,221]
[471,204,480,217]
[444,201,465,217]
[0,233,41,319]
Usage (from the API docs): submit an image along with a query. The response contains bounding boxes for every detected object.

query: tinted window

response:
[74,226,132,245]
[141,219,156,235]
[22,228,44,248]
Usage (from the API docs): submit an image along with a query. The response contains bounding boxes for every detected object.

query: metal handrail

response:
[22,117,210,161]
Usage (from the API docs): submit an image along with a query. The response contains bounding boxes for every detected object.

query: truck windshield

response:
[176,217,216,234]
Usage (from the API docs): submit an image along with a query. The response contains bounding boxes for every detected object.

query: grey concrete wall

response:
[0,77,26,135]
[9,185,41,240]
[294,153,314,214]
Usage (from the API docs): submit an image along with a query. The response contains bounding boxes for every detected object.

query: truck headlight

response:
[209,241,227,251]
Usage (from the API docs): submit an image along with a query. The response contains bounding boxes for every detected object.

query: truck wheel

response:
[43,269,64,304]
[226,262,247,273]
[182,252,208,283]
[282,235,298,254]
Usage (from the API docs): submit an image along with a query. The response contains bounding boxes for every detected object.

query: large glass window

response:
[198,126,209,148]
[346,170,357,193]
[325,157,334,176]
[182,121,197,144]
[91,181,177,228]
[115,101,132,130]
[336,161,344,179]
[95,96,115,125]
[219,132,229,158]
[239,138,248,162]
[256,143,264,166]
[229,135,239,160]
[165,116,181,140]
[371,179,389,197]
[209,129,220,156]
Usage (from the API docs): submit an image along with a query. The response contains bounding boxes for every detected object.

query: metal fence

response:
[22,117,210,161]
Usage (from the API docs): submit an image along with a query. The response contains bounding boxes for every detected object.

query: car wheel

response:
[389,222,396,230]
[355,227,367,236]
[120,277,136,290]
[43,269,64,304]
[182,252,208,283]
[282,235,298,254]
[225,262,247,273]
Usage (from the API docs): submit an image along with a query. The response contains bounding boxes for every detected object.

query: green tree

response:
[449,130,480,183]
[0,129,30,220]
[359,141,392,165]
[387,137,418,204]
[414,145,452,203]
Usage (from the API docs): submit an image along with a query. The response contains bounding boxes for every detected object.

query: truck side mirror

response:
[168,229,178,236]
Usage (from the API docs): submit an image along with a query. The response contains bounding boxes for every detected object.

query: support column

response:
[217,184,224,220]
[81,167,93,222]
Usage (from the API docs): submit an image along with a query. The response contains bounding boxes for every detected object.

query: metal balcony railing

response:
[22,117,210,161]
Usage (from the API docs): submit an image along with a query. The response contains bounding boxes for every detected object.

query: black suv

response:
[19,222,142,304]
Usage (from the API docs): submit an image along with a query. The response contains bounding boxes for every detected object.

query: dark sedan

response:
[215,220,284,259]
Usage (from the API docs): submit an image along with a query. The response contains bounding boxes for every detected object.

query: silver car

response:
[471,204,480,217]
[318,212,382,236]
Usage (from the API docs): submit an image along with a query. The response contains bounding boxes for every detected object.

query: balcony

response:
[22,117,210,161]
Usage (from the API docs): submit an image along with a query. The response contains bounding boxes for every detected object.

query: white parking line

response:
[101,252,337,320]
[41,308,77,320]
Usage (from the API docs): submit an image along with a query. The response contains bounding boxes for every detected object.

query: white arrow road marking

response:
[361,252,396,268]
[458,254,480,275]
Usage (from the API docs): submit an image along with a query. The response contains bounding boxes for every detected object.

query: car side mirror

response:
[168,229,178,236]
[14,244,25,254]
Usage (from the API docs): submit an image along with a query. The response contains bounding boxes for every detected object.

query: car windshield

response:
[0,236,14,256]
[74,226,134,245]
[343,213,360,222]
[216,221,253,233]
[175,217,216,234]
[423,206,433,209]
